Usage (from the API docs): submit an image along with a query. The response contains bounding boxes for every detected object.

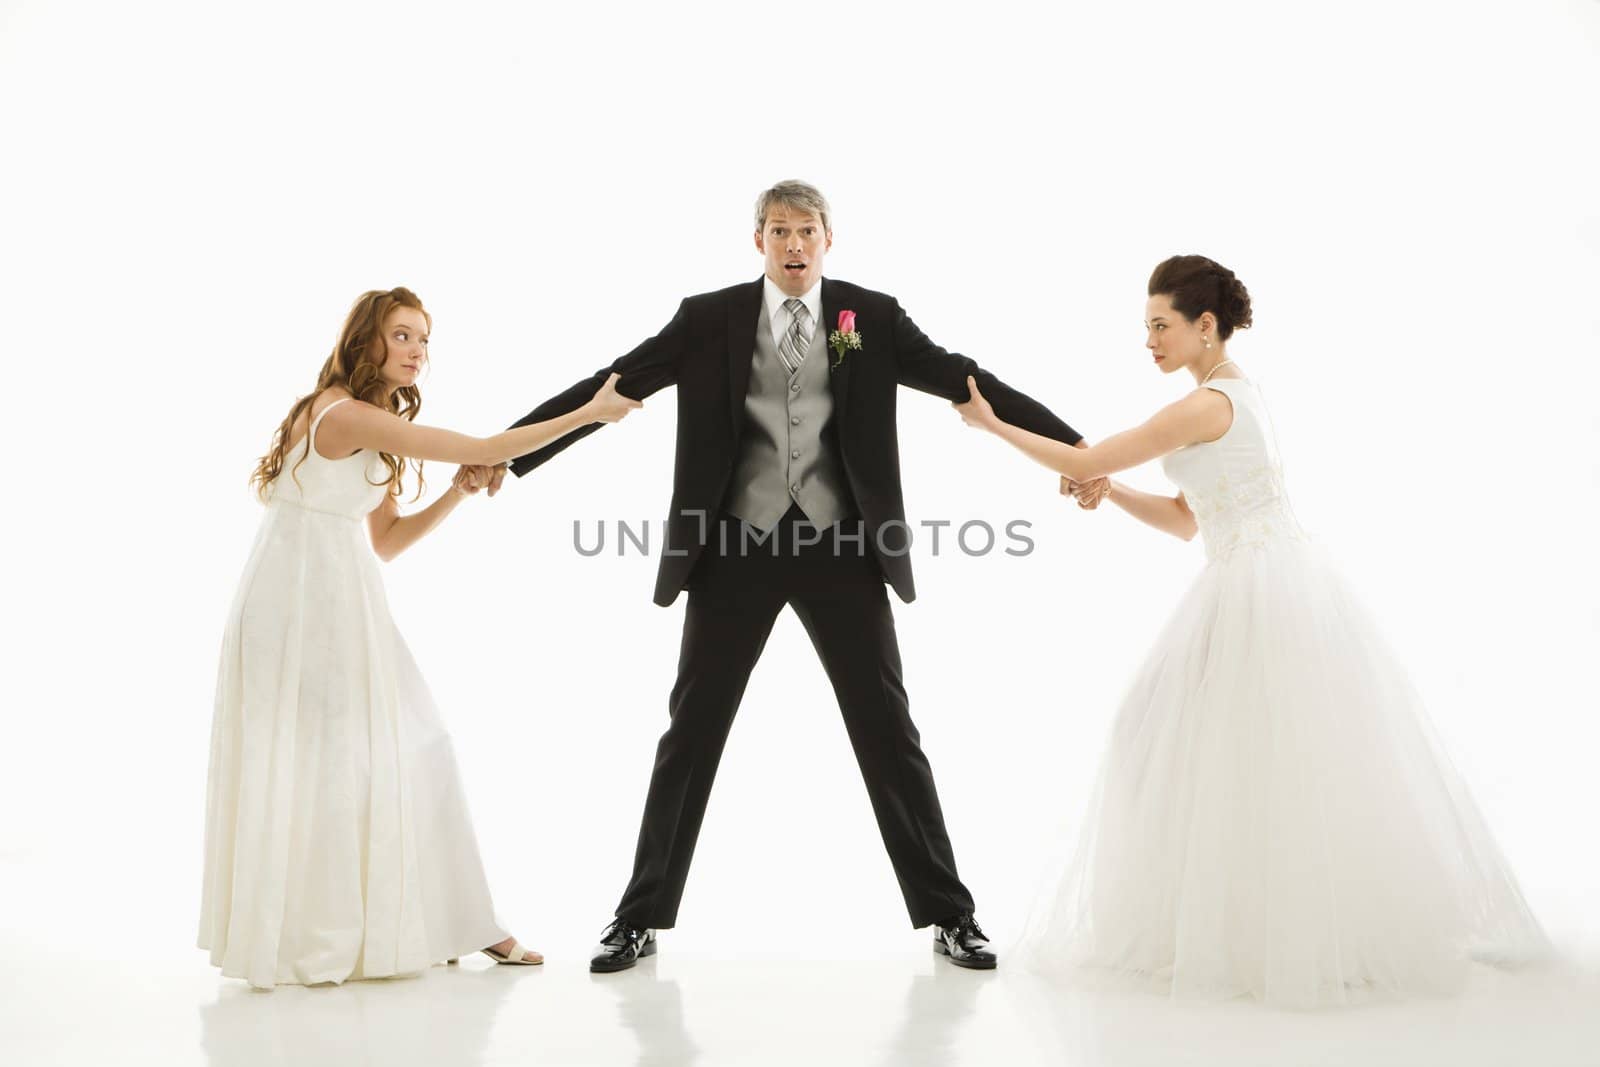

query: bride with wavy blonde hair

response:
[203,287,641,988]
[250,286,430,505]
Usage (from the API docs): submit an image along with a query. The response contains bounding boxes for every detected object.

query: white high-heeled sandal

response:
[447,940,544,966]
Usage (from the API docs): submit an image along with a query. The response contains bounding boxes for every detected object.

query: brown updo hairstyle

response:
[249,287,429,503]
[1148,255,1254,340]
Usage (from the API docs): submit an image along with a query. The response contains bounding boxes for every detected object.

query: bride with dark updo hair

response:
[953,256,1548,1007]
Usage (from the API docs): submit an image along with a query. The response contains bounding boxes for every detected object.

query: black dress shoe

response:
[590,917,656,973]
[934,914,997,970]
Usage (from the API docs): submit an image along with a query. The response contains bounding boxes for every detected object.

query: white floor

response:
[6,941,1598,1067]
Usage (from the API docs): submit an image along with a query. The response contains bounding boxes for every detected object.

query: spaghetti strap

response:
[307,397,352,459]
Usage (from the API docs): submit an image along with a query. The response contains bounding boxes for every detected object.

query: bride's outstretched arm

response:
[954,377,1229,482]
[366,466,488,562]
[318,373,642,467]
[1080,478,1198,540]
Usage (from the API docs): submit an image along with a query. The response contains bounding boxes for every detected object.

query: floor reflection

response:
[882,961,992,1066]
[593,957,700,1066]
[185,951,1600,1067]
[199,963,520,1067]
[1001,963,1600,1067]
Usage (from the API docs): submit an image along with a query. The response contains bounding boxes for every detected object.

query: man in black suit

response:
[493,181,1103,972]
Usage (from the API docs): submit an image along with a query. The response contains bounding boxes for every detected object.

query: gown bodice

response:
[1159,378,1307,561]
[267,398,389,521]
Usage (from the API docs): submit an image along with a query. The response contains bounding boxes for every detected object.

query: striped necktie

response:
[777,298,813,376]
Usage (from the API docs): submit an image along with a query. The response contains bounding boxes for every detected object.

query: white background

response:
[2,0,1597,983]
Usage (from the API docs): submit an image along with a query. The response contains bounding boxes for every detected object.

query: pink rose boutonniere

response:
[828,309,862,369]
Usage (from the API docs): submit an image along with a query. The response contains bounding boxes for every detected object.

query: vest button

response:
[791,416,800,425]
[791,484,801,494]
[791,449,801,459]
[790,383,800,392]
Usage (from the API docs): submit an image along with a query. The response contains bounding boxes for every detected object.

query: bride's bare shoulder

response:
[313,385,356,411]
[1152,387,1233,443]
[286,387,359,451]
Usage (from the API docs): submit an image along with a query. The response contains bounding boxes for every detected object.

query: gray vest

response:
[723,300,853,532]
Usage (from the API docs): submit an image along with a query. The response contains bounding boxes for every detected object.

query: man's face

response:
[755,204,831,296]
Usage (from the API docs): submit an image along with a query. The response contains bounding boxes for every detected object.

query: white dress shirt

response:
[762,275,823,352]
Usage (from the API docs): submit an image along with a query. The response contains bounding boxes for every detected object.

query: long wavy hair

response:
[249,287,429,503]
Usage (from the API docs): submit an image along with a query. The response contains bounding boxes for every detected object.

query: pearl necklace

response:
[1200,359,1237,385]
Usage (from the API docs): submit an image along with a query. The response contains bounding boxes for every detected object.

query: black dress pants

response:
[614,504,976,929]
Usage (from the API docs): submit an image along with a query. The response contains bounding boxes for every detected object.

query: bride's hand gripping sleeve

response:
[891,298,1083,446]
[505,300,688,477]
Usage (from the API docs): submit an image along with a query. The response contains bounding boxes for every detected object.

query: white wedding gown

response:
[1020,377,1548,1007]
[199,398,507,989]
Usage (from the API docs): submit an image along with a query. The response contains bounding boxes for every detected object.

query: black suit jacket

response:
[508,277,1081,606]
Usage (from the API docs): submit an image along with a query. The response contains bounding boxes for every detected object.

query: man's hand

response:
[1062,475,1110,510]
[486,463,509,497]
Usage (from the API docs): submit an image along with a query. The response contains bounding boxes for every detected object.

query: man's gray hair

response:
[754,180,832,234]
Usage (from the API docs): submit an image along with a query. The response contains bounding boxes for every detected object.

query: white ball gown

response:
[1020,377,1548,1007]
[199,398,508,989]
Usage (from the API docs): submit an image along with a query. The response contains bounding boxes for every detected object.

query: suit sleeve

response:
[890,298,1082,446]
[506,300,688,477]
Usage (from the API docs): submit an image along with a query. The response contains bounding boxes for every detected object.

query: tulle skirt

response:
[1017,536,1548,1007]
